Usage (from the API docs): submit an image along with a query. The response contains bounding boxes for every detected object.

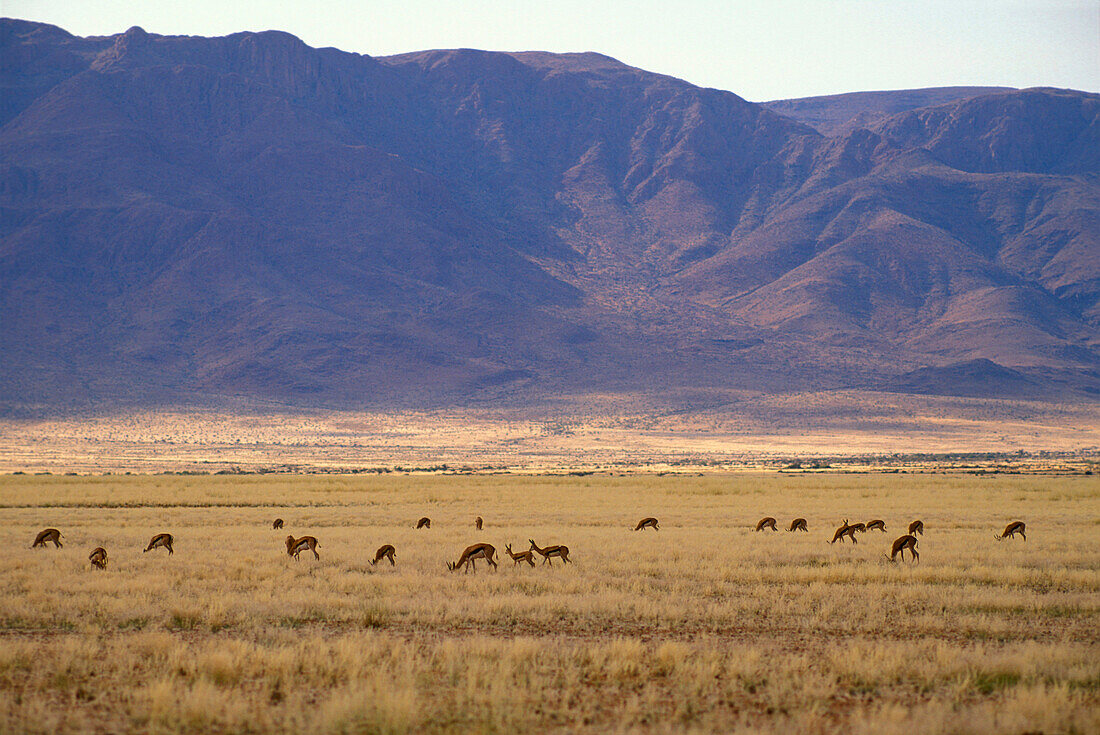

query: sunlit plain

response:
[0,473,1097,733]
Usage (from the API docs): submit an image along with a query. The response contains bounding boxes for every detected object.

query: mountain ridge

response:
[2,20,1098,411]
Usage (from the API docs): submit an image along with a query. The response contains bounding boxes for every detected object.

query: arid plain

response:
[1,471,1097,734]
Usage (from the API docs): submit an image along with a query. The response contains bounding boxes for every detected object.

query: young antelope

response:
[89,547,108,570]
[887,534,919,563]
[505,543,536,567]
[830,520,858,544]
[371,544,396,566]
[448,543,497,573]
[529,539,571,566]
[285,535,319,560]
[755,517,778,532]
[995,521,1026,541]
[144,533,173,555]
[31,528,63,548]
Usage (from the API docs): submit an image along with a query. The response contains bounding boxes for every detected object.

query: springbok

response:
[865,519,886,532]
[634,517,659,531]
[529,539,571,565]
[908,519,924,535]
[89,547,108,570]
[849,522,868,534]
[995,521,1026,541]
[144,533,173,555]
[285,535,319,561]
[448,543,497,573]
[505,543,535,567]
[475,516,483,530]
[787,518,808,532]
[887,534,919,563]
[371,544,396,566]
[31,528,63,548]
[272,518,284,530]
[830,520,858,544]
[416,517,431,529]
[755,517,778,532]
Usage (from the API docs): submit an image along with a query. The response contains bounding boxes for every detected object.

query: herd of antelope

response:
[751,516,1028,563]
[28,515,1027,571]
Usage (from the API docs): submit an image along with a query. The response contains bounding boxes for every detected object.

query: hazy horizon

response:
[4,0,1097,101]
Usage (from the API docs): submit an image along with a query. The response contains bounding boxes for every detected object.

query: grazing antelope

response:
[830,520,858,544]
[755,517,778,532]
[634,517,659,531]
[272,518,284,530]
[887,534,919,563]
[529,539,571,566]
[416,517,431,529]
[849,522,867,534]
[475,516,483,530]
[865,519,886,532]
[31,528,63,548]
[995,521,1026,541]
[908,519,924,535]
[285,535,319,560]
[448,543,497,573]
[144,533,173,555]
[787,518,808,532]
[371,544,396,566]
[89,547,108,570]
[505,543,535,567]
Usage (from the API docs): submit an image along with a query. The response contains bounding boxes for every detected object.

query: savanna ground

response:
[2,390,1098,473]
[0,472,1097,734]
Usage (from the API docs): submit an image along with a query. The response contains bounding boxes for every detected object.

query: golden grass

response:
[0,473,1097,733]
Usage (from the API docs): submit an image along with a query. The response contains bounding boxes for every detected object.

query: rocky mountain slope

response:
[763,86,1015,136]
[2,19,1097,409]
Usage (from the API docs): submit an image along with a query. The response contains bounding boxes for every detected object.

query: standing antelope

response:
[448,543,497,573]
[529,539,571,565]
[416,517,431,529]
[371,544,396,566]
[31,528,63,548]
[865,519,886,532]
[995,521,1026,541]
[755,517,778,532]
[285,535,319,561]
[89,547,108,570]
[505,543,535,567]
[908,519,924,535]
[830,520,858,544]
[475,516,483,530]
[787,518,808,532]
[849,522,867,534]
[634,517,659,531]
[887,534,919,563]
[272,518,284,529]
[144,533,173,555]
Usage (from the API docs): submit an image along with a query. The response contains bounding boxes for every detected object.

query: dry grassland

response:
[3,391,1098,473]
[0,473,1097,734]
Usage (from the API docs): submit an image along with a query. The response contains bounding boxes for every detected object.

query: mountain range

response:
[2,19,1098,410]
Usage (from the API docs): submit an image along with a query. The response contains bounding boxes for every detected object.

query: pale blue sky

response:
[4,0,1097,100]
